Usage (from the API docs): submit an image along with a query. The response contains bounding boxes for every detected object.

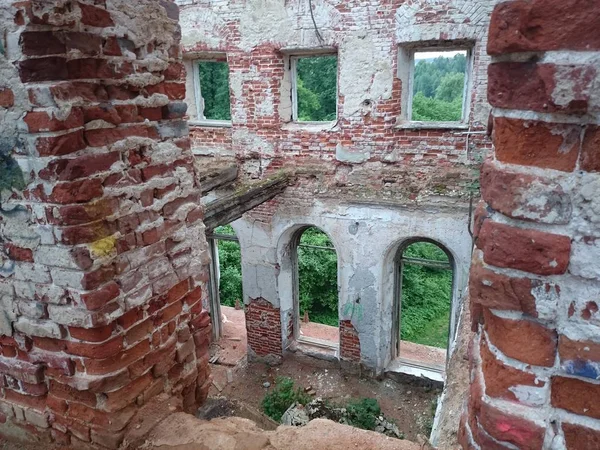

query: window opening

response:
[410,50,469,123]
[296,227,339,346]
[396,241,453,372]
[196,60,231,122]
[207,225,246,364]
[291,55,338,122]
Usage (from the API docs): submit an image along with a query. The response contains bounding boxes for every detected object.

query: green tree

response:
[296,55,337,121]
[411,52,467,122]
[400,242,452,348]
[298,227,338,326]
[215,225,242,307]
[198,61,231,120]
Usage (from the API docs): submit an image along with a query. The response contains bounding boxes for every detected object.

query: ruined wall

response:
[0,1,211,447]
[461,1,600,448]
[178,0,494,368]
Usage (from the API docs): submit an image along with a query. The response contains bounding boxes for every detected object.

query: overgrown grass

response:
[261,377,310,421]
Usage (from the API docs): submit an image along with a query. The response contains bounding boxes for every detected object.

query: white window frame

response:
[192,57,232,128]
[290,53,338,124]
[398,45,473,130]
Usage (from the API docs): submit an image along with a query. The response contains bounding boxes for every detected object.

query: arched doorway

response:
[392,239,454,373]
[292,226,339,352]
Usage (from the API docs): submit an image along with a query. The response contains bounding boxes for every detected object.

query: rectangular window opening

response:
[409,49,469,123]
[196,60,232,123]
[291,54,338,123]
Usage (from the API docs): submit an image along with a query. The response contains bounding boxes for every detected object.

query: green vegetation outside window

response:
[197,60,231,121]
[411,50,468,122]
[293,55,337,122]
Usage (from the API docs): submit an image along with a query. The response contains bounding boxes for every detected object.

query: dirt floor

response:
[213,352,440,442]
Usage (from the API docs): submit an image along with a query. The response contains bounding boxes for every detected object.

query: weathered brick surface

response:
[245,298,282,359]
[340,320,360,363]
[0,0,211,446]
[462,0,600,447]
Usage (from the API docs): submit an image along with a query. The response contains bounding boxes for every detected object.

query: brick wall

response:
[245,297,282,360]
[461,1,600,448]
[339,320,360,363]
[0,1,211,447]
[179,0,495,213]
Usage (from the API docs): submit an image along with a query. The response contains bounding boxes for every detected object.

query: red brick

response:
[85,125,156,147]
[79,2,114,27]
[124,318,153,346]
[488,0,600,55]
[0,88,15,107]
[83,339,150,375]
[25,109,84,133]
[81,265,116,291]
[19,57,68,82]
[69,324,114,342]
[66,336,123,359]
[480,337,543,402]
[4,243,34,262]
[21,31,66,56]
[4,389,46,412]
[35,130,86,157]
[581,125,600,172]
[66,402,135,431]
[481,161,571,225]
[49,380,96,407]
[562,422,600,450]
[493,117,581,172]
[478,221,571,276]
[81,282,121,310]
[40,151,120,182]
[49,198,118,226]
[60,220,115,246]
[67,58,133,80]
[559,335,600,363]
[62,32,103,56]
[478,401,545,450]
[484,309,557,367]
[488,62,594,114]
[101,373,152,412]
[552,376,600,419]
[469,260,537,316]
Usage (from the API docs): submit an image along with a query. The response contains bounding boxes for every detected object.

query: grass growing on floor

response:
[261,377,310,421]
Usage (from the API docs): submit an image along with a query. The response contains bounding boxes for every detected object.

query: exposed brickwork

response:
[339,320,360,363]
[245,298,282,360]
[462,0,600,447]
[0,1,210,447]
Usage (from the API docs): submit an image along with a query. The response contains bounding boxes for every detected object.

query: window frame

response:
[289,53,339,124]
[192,56,232,128]
[398,45,473,130]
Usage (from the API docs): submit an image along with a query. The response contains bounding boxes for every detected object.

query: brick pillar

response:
[245,298,282,362]
[461,1,600,448]
[0,1,210,447]
[340,320,360,363]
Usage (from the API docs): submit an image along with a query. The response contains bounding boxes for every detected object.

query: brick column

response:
[0,1,210,447]
[461,1,600,448]
[340,320,360,363]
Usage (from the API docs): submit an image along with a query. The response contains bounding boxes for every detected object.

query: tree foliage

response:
[297,227,338,326]
[400,242,452,348]
[215,225,242,307]
[296,56,337,122]
[412,53,467,122]
[198,61,231,120]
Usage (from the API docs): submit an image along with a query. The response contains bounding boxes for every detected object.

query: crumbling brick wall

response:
[0,1,211,447]
[178,0,495,367]
[461,1,600,448]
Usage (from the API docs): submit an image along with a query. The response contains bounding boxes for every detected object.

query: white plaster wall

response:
[231,201,472,372]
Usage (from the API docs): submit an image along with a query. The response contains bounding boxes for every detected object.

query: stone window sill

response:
[395,121,469,131]
[281,121,338,132]
[189,120,232,128]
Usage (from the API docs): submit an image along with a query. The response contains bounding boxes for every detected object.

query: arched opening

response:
[292,226,339,352]
[392,239,454,373]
